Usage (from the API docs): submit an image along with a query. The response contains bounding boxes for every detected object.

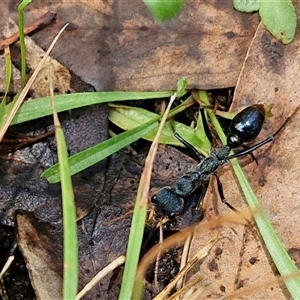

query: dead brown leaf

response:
[1,0,258,91]
[188,8,300,300]
[15,211,63,300]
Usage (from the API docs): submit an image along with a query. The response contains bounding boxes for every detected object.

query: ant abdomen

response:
[227,105,265,148]
[151,187,184,217]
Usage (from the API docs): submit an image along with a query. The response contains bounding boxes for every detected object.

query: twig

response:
[76,256,126,300]
[0,11,56,50]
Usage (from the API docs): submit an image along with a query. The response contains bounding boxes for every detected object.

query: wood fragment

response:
[0,11,56,50]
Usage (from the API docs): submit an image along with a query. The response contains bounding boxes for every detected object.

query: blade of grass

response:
[49,71,78,299]
[118,93,177,300]
[0,47,13,118]
[10,91,174,125]
[3,47,12,100]
[17,0,33,88]
[42,117,159,183]
[198,90,300,298]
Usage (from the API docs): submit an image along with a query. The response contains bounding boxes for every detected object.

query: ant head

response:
[151,187,184,217]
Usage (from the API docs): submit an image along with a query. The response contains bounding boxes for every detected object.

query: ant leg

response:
[237,144,258,165]
[228,105,300,159]
[250,153,259,165]
[192,90,213,144]
[234,147,258,165]
[215,174,238,212]
[199,101,213,145]
[174,91,215,161]
[227,136,274,159]
[174,94,214,161]
[174,133,205,161]
[194,179,209,211]
[216,176,253,224]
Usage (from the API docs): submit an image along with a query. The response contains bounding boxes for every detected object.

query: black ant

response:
[151,102,295,217]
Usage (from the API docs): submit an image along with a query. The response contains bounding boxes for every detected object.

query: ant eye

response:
[151,195,157,203]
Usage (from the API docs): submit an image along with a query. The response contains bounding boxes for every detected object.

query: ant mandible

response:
[151,101,294,217]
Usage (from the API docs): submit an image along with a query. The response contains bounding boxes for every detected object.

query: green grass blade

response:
[2,48,12,103]
[42,118,159,183]
[18,0,32,87]
[118,188,148,300]
[50,96,78,299]
[0,48,13,119]
[118,93,177,300]
[11,91,173,125]
[199,90,300,298]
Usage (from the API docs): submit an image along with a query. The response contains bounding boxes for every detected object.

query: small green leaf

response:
[176,77,188,98]
[143,0,183,21]
[259,0,297,44]
[265,104,274,118]
[233,0,261,12]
